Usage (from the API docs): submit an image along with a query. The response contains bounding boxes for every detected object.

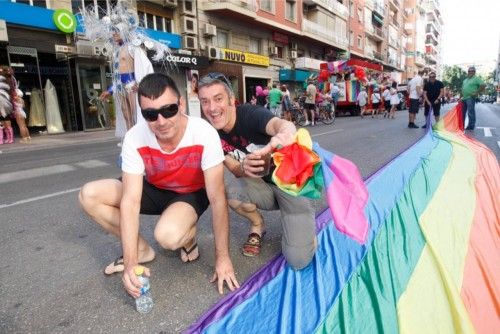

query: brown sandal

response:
[242,232,266,257]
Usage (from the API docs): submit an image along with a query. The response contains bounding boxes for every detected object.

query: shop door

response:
[76,62,109,131]
[245,77,268,103]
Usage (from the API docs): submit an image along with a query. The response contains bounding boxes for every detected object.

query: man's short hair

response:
[468,66,476,72]
[138,73,181,101]
[198,72,233,97]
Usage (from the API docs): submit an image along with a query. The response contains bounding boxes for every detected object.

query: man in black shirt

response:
[198,73,316,270]
[422,72,444,128]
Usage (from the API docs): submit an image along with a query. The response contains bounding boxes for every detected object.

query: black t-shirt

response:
[218,103,275,181]
[424,80,444,102]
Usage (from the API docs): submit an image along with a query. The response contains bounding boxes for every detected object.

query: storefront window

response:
[77,63,109,131]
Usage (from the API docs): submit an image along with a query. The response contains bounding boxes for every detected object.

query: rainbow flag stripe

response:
[186,105,499,334]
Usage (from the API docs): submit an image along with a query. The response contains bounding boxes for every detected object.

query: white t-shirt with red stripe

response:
[121,115,224,194]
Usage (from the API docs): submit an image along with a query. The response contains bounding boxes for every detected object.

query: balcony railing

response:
[373,2,385,17]
[373,51,384,61]
[365,23,386,40]
[388,37,400,48]
[302,18,348,49]
[201,0,258,14]
[312,0,349,19]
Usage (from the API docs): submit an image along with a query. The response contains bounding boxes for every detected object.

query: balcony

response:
[415,53,426,66]
[373,50,384,62]
[364,23,385,41]
[365,0,374,10]
[426,53,437,65]
[373,1,385,17]
[302,18,348,49]
[404,23,413,34]
[302,0,349,19]
[389,0,400,10]
[388,36,400,48]
[201,0,257,18]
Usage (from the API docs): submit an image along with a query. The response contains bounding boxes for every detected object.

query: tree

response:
[442,65,467,95]
[480,69,497,97]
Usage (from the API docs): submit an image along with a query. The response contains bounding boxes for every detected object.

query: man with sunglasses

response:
[79,73,239,298]
[461,66,485,130]
[422,72,444,128]
[198,73,316,270]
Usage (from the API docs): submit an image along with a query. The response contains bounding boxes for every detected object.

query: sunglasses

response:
[205,72,232,89]
[141,103,179,122]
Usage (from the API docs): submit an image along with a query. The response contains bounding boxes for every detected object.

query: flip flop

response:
[103,255,155,275]
[242,231,266,257]
[180,242,199,263]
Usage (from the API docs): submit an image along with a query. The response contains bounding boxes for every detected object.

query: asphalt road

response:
[0,103,498,333]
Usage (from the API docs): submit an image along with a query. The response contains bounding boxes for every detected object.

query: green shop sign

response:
[53,9,76,33]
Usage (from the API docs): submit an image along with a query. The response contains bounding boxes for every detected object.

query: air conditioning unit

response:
[183,35,197,50]
[163,0,178,7]
[204,24,217,37]
[93,45,111,57]
[290,50,298,59]
[76,40,94,56]
[181,16,197,35]
[180,0,196,16]
[205,46,220,59]
[269,46,278,56]
[290,42,298,50]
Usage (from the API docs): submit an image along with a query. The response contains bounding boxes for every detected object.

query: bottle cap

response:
[134,265,144,276]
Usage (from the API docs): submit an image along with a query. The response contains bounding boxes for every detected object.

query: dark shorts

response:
[372,102,380,109]
[384,100,391,111]
[424,102,441,117]
[120,178,209,217]
[304,103,316,110]
[409,99,420,114]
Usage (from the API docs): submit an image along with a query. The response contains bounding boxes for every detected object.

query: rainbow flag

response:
[186,104,500,333]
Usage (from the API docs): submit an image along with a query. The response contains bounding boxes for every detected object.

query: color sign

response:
[53,9,76,33]
[220,48,269,67]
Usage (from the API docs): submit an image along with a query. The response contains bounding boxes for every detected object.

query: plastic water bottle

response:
[134,266,153,314]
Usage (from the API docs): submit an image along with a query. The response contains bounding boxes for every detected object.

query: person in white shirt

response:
[371,88,381,118]
[79,73,239,298]
[357,88,368,118]
[407,70,424,128]
[382,86,391,117]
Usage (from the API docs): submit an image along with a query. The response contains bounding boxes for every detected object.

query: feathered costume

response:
[79,1,172,138]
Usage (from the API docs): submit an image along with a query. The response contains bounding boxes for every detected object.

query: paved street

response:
[0,103,498,333]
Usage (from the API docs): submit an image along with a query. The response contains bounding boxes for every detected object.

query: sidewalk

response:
[0,129,119,154]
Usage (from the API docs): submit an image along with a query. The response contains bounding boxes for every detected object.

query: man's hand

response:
[210,255,239,294]
[122,265,150,298]
[434,99,440,105]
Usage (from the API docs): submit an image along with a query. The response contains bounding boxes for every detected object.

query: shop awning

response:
[279,69,312,82]
[372,13,384,25]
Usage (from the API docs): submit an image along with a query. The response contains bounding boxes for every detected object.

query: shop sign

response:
[221,48,269,67]
[53,9,77,33]
[0,20,8,43]
[55,44,76,54]
[272,32,289,44]
[165,53,209,68]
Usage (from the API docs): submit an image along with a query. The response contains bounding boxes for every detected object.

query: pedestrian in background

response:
[304,79,317,126]
[382,85,391,118]
[422,72,444,128]
[281,84,292,121]
[389,84,400,119]
[371,88,381,118]
[461,66,485,130]
[268,83,283,118]
[357,87,368,118]
[407,71,423,128]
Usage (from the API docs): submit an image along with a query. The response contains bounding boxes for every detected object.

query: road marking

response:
[0,164,75,185]
[75,160,110,168]
[311,128,344,137]
[0,187,80,209]
[476,127,495,137]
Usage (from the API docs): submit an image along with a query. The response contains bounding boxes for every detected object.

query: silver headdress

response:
[78,1,171,62]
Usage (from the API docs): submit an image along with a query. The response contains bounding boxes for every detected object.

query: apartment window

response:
[357,35,363,49]
[285,0,296,21]
[216,30,229,48]
[137,11,172,33]
[184,0,193,12]
[349,31,354,46]
[357,8,363,23]
[249,37,260,54]
[71,0,118,15]
[260,0,274,13]
[276,46,284,59]
[13,0,48,8]
[349,1,354,17]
